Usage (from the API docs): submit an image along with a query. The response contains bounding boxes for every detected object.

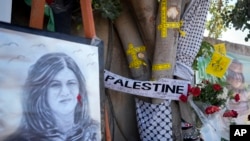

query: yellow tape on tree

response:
[157,0,185,38]
[152,63,171,71]
[126,43,147,69]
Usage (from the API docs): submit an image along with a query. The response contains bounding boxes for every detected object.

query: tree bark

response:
[129,0,157,61]
[114,0,151,81]
[151,0,183,140]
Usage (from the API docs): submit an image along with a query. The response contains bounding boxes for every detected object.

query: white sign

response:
[104,70,189,100]
[0,0,12,23]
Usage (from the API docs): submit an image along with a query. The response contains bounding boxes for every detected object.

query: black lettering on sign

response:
[165,85,175,93]
[141,82,151,90]
[105,75,115,81]
[114,79,123,86]
[133,81,141,89]
[176,85,184,94]
[124,80,132,88]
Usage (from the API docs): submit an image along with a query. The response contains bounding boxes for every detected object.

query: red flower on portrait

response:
[77,94,82,105]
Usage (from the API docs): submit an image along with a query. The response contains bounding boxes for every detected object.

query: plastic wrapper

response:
[188,96,230,140]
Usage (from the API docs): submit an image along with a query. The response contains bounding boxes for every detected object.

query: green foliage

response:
[193,41,227,84]
[206,0,234,38]
[92,0,121,20]
[192,41,214,71]
[193,79,230,106]
[221,0,250,42]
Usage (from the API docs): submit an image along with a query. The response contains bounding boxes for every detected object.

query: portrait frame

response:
[0,21,105,141]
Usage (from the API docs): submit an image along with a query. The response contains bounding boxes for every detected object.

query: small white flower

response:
[198,83,205,89]
[217,87,228,100]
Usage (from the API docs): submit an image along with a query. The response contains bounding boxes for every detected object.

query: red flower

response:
[179,94,188,102]
[223,110,238,118]
[205,105,220,114]
[213,84,222,91]
[234,94,240,102]
[77,94,82,105]
[190,86,201,97]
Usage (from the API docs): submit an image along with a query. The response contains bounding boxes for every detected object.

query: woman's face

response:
[47,68,79,116]
[228,72,243,89]
[228,78,242,89]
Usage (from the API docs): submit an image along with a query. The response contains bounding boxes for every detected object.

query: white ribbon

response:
[104,70,189,100]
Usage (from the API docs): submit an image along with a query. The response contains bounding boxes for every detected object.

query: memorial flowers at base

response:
[179,79,239,140]
[180,79,236,115]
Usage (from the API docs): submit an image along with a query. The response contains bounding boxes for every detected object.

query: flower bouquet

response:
[179,80,239,141]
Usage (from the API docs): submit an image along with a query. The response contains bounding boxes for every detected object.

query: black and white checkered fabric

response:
[174,0,210,81]
[135,98,172,141]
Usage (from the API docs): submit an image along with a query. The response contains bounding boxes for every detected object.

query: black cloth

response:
[50,0,76,34]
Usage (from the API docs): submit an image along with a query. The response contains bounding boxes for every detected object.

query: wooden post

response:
[29,0,45,29]
[29,0,96,39]
[80,0,96,38]
[105,104,112,141]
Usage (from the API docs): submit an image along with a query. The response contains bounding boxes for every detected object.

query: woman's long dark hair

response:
[21,52,91,139]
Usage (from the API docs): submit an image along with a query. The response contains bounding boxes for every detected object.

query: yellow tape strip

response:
[152,63,171,71]
[126,43,147,69]
[157,0,185,38]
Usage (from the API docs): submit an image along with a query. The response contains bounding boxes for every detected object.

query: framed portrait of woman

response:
[0,21,104,141]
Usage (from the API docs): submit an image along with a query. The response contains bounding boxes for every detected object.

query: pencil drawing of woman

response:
[5,52,100,141]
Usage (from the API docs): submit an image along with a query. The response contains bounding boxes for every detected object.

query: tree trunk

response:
[114,0,151,81]
[151,1,183,140]
[129,0,157,61]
